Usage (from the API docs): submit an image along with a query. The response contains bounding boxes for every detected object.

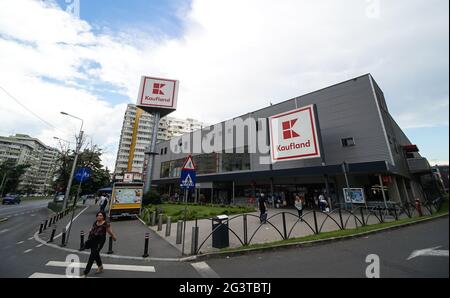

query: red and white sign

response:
[123,173,134,183]
[269,105,321,163]
[182,155,196,171]
[137,76,179,110]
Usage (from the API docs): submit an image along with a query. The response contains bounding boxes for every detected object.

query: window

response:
[164,147,168,155]
[160,148,164,155]
[406,152,414,159]
[341,137,355,147]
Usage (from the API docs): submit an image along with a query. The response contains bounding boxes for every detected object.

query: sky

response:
[0,0,448,171]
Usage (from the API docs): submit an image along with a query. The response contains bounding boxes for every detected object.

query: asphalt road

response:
[0,199,51,218]
[0,199,448,278]
[0,201,199,278]
[205,216,449,278]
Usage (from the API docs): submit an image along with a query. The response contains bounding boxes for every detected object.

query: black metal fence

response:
[193,197,444,255]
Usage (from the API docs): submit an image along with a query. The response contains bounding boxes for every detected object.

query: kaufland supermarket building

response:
[149,74,439,207]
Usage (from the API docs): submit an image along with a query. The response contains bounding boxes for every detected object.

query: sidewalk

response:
[148,207,410,255]
[38,201,181,259]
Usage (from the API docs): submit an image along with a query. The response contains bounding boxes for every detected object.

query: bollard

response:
[150,211,156,226]
[44,219,48,230]
[48,226,56,243]
[39,222,43,234]
[79,231,85,251]
[157,214,163,231]
[107,236,114,254]
[176,220,183,244]
[142,233,150,258]
[60,228,66,247]
[49,217,53,226]
[165,216,172,237]
[190,226,199,255]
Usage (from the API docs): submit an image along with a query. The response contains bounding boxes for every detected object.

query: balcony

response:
[407,157,431,174]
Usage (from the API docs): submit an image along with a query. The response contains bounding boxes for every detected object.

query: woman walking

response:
[81,211,117,277]
[295,195,304,222]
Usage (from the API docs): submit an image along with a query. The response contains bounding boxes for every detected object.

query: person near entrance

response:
[319,193,328,212]
[294,194,304,221]
[258,193,268,224]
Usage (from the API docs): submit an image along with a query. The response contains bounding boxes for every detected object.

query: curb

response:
[0,218,8,223]
[192,213,449,261]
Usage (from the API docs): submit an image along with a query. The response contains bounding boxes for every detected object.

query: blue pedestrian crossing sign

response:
[75,167,92,183]
[180,170,196,189]
[180,155,196,189]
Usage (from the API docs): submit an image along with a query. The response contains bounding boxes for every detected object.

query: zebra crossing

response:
[28,260,156,278]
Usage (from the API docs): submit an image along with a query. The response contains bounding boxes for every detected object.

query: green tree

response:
[0,160,30,196]
[53,146,111,197]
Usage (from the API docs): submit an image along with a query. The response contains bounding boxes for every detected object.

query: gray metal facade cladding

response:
[150,74,426,203]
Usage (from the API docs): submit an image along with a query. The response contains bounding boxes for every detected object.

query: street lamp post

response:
[60,112,84,210]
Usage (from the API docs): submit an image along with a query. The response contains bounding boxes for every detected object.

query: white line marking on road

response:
[28,272,95,278]
[36,244,43,248]
[31,214,36,217]
[16,241,24,244]
[46,261,156,272]
[53,206,90,240]
[24,249,33,253]
[407,246,449,260]
[0,229,10,234]
[28,237,34,240]
[191,262,220,278]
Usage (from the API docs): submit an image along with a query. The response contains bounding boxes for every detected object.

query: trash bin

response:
[212,215,229,249]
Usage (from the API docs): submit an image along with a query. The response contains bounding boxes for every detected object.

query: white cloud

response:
[0,0,448,170]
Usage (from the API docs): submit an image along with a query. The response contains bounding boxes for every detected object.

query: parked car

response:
[2,195,21,205]
[54,193,65,203]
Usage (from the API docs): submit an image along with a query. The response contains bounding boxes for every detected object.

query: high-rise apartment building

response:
[0,134,59,194]
[114,104,208,177]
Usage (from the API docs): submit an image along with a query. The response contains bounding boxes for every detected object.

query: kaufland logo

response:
[269,105,321,162]
[282,119,300,140]
[152,83,165,95]
[138,76,179,109]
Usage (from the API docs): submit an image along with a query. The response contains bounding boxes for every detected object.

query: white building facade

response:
[0,134,59,194]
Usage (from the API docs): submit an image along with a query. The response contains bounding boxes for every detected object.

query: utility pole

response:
[60,112,84,210]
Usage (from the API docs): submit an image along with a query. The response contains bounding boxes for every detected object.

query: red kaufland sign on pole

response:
[136,76,179,117]
[269,104,321,163]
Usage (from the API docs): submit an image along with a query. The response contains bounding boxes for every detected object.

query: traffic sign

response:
[180,170,196,190]
[74,167,92,183]
[180,155,196,189]
[182,155,196,171]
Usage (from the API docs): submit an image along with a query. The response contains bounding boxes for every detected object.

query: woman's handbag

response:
[83,238,93,249]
